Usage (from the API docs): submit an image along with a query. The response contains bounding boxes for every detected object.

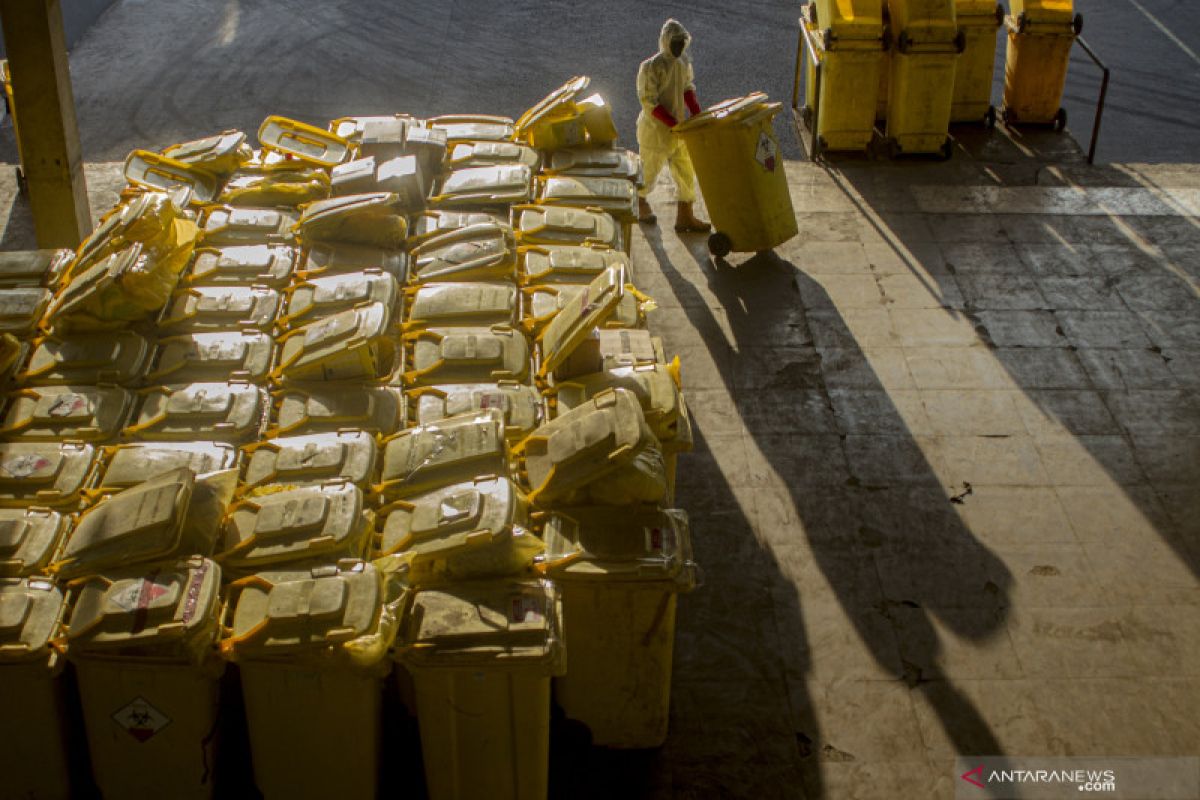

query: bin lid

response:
[296,193,409,249]
[447,141,539,171]
[433,165,533,208]
[284,270,399,327]
[225,562,383,658]
[526,284,642,331]
[71,192,172,273]
[409,210,507,244]
[521,388,654,504]
[162,285,281,332]
[0,286,50,335]
[129,382,267,443]
[380,475,527,554]
[554,363,682,442]
[0,441,97,508]
[275,385,403,436]
[329,114,411,142]
[541,506,694,584]
[244,430,378,489]
[813,0,886,40]
[100,442,240,493]
[536,175,637,219]
[302,242,407,282]
[409,223,517,284]
[149,331,274,383]
[276,301,393,381]
[405,282,517,329]
[398,579,561,670]
[201,207,297,245]
[0,249,72,288]
[19,332,151,386]
[379,474,544,582]
[0,577,66,663]
[222,483,368,568]
[545,147,642,184]
[427,115,516,143]
[125,150,219,205]
[1009,0,1074,24]
[188,245,296,287]
[410,383,544,440]
[520,244,628,285]
[0,508,69,578]
[378,410,509,499]
[53,468,194,579]
[2,386,131,442]
[513,205,619,249]
[515,76,590,134]
[886,0,958,32]
[673,92,777,134]
[406,326,530,386]
[66,557,222,655]
[537,265,625,378]
[258,116,351,167]
[45,245,145,327]
[162,130,251,176]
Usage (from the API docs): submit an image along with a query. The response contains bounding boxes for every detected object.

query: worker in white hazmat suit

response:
[636,18,710,232]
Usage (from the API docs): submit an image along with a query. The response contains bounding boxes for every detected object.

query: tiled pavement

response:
[620,132,1200,798]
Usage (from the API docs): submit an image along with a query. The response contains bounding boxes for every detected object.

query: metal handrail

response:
[1073,35,1110,165]
[790,10,824,161]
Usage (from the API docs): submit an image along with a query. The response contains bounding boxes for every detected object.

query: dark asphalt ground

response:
[0,0,1196,165]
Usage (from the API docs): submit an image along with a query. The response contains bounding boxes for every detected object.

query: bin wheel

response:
[886,139,901,159]
[897,31,912,54]
[995,3,1005,26]
[954,30,967,54]
[882,27,893,51]
[1053,108,1067,132]
[708,231,733,258]
[939,137,954,161]
[985,106,997,129]
[1016,12,1029,33]
[1072,13,1084,35]
[823,29,835,51]
[1002,107,1017,126]
[15,166,26,196]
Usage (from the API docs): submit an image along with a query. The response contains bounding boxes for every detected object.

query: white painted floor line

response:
[1126,0,1200,67]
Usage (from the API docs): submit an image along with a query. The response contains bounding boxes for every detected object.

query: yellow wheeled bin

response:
[396,578,564,800]
[0,577,73,800]
[952,1,1005,124]
[1002,0,1080,127]
[542,507,698,748]
[802,0,888,154]
[672,93,798,257]
[883,0,962,157]
[66,557,225,800]
[222,561,398,800]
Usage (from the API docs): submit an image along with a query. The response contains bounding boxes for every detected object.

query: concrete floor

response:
[1,2,1198,798]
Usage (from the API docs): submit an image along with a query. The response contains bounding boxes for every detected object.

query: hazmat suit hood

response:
[659,18,691,60]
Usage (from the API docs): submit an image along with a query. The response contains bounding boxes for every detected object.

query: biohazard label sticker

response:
[1,455,50,478]
[112,697,171,743]
[755,131,778,172]
[645,525,677,554]
[511,594,544,624]
[109,575,169,614]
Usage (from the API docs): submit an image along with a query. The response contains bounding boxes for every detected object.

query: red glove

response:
[652,104,678,128]
[684,89,701,117]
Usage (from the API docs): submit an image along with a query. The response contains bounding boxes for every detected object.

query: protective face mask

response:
[670,38,686,58]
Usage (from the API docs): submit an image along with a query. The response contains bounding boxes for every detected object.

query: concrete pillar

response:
[0,0,90,248]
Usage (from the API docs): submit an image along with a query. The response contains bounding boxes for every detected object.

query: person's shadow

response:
[643,226,1016,797]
